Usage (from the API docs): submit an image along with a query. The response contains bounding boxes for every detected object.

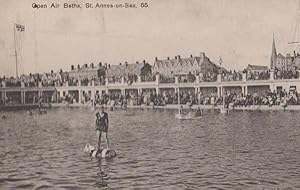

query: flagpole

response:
[13,23,18,78]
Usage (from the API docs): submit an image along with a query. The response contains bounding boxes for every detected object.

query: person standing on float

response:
[95,106,110,152]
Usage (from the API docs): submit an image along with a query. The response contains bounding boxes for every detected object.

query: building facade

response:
[105,61,152,82]
[245,64,268,72]
[68,63,106,80]
[270,37,300,71]
[152,53,225,78]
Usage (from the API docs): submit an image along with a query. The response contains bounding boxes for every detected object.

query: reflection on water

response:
[0,108,299,189]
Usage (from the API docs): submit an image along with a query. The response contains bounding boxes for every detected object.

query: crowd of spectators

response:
[0,77,21,87]
[0,72,67,88]
[178,73,196,83]
[160,72,217,83]
[160,75,175,83]
[2,68,300,89]
[126,74,138,85]
[68,77,79,86]
[94,77,106,86]
[221,70,242,81]
[274,68,299,80]
[141,75,156,82]
[108,74,139,85]
[223,90,298,108]
[246,70,270,80]
[60,87,299,108]
[202,72,217,82]
[0,72,108,88]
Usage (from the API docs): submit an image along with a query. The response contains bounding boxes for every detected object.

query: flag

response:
[15,24,25,32]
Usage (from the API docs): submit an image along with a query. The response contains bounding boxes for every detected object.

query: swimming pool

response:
[0,108,299,189]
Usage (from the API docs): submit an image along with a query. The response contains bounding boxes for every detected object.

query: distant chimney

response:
[108,64,111,68]
[90,63,94,68]
[190,54,193,58]
[178,55,181,59]
[51,70,53,74]
[155,57,158,61]
[167,57,170,60]
[99,62,102,67]
[136,61,139,64]
[71,65,74,70]
[60,69,62,73]
[84,64,88,68]
[143,60,146,64]
[119,63,122,65]
[200,52,205,58]
[175,56,177,59]
[77,64,80,69]
[125,61,128,66]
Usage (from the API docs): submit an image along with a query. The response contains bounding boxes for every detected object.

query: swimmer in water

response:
[27,110,33,116]
[179,105,184,114]
[195,107,202,117]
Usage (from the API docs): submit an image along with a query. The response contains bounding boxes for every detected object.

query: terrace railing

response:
[2,70,300,90]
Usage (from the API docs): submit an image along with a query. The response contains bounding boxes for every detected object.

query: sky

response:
[0,0,299,76]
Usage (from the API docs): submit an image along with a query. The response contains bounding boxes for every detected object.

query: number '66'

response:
[140,3,148,8]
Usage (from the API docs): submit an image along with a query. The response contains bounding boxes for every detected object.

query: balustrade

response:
[2,73,300,91]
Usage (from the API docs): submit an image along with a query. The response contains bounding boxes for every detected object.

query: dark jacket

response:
[96,112,109,132]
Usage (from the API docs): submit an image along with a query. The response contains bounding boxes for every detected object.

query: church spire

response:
[271,34,277,69]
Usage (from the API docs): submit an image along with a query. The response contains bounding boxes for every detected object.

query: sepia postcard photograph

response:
[0,0,300,189]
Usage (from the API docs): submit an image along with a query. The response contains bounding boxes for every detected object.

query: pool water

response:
[0,108,299,189]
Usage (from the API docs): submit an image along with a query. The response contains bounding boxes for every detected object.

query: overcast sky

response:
[0,0,299,76]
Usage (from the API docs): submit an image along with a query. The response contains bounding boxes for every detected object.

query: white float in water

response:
[220,107,229,114]
[84,143,117,159]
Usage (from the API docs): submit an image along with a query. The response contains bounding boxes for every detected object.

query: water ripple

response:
[0,108,299,189]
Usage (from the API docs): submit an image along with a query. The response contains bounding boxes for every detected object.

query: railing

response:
[160,77,175,84]
[68,79,79,87]
[141,76,156,82]
[94,78,106,86]
[4,82,22,87]
[274,71,299,80]
[246,72,270,81]
[221,74,243,82]
[1,71,300,90]
[107,79,122,84]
